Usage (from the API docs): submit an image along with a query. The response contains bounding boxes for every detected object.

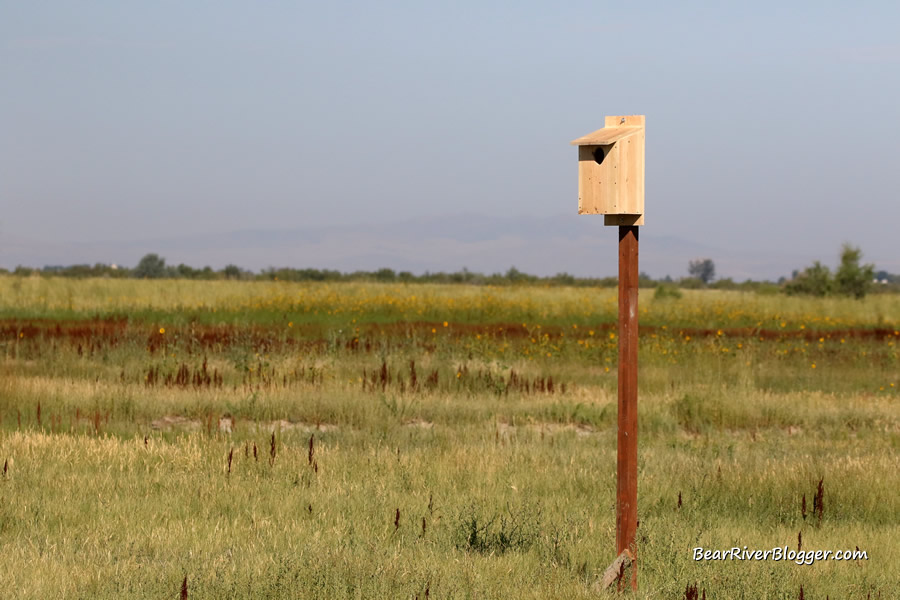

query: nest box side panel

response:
[618,131,645,215]
[603,115,645,225]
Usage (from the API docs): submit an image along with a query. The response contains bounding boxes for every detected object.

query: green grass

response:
[0,276,898,598]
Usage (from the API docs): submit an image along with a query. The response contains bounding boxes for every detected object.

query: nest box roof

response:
[570,126,642,146]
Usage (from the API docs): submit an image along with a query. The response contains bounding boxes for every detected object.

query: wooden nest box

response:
[571,115,645,226]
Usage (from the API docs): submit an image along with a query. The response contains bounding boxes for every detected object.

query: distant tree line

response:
[6,257,625,287]
[681,244,887,299]
[3,246,896,297]
[783,244,876,299]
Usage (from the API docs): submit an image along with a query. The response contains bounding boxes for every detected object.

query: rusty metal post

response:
[617,225,639,589]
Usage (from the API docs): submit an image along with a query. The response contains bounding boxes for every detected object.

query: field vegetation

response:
[1,276,898,598]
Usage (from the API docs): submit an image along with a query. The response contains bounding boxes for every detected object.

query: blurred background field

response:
[0,277,897,598]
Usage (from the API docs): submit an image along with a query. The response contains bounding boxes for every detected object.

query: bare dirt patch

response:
[495,421,599,438]
[149,415,338,434]
[150,415,201,431]
[254,420,338,434]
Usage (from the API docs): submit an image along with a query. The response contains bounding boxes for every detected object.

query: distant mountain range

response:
[2,214,823,281]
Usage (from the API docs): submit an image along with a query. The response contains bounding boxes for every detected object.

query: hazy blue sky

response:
[2,2,899,276]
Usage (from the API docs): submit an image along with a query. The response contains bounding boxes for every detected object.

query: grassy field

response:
[1,276,898,598]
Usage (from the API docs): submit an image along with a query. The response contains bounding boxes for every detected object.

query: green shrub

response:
[654,284,683,300]
[835,244,874,299]
[784,261,833,297]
